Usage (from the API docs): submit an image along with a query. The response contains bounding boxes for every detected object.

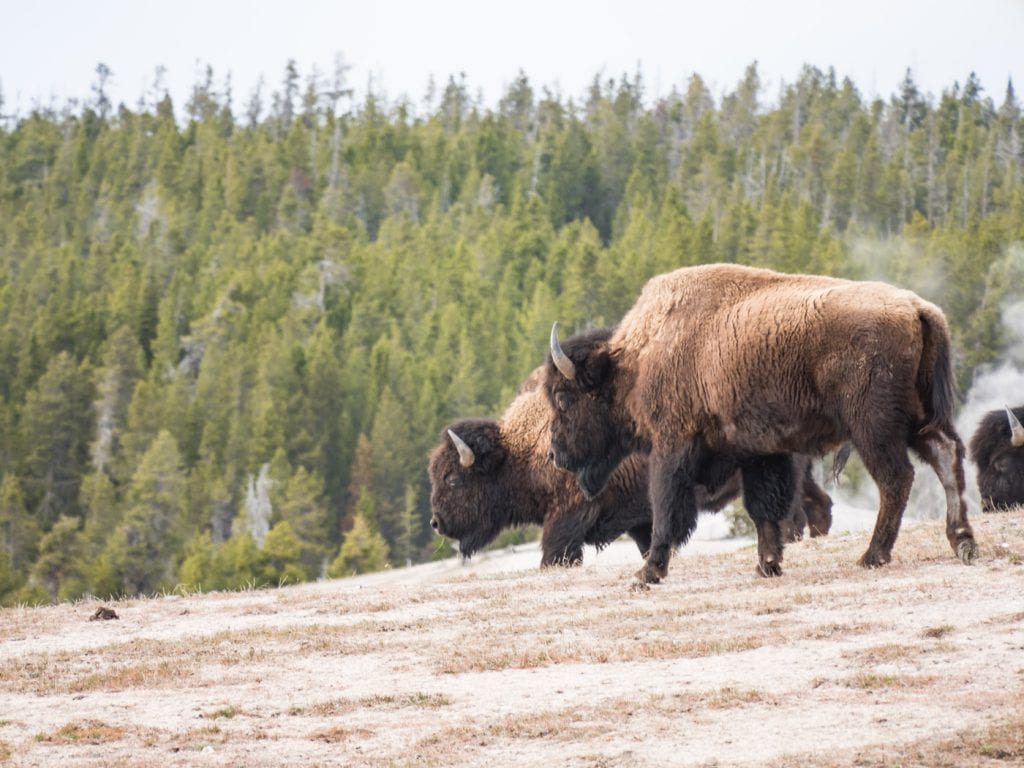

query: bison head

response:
[544,323,636,499]
[427,419,514,557]
[969,405,1024,511]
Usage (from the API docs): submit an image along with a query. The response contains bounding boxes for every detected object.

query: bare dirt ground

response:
[1,508,1022,768]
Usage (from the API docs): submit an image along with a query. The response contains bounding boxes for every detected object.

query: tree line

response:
[1,60,1022,604]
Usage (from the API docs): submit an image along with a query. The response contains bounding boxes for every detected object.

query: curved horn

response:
[549,322,577,380]
[1005,406,1024,448]
[447,429,475,467]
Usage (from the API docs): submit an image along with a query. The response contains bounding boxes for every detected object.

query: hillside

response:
[1,508,1022,767]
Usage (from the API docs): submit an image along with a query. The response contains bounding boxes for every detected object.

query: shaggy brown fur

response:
[969,405,1024,511]
[429,346,832,567]
[545,263,976,584]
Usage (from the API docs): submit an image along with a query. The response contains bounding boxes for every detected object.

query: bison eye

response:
[445,474,458,488]
[555,393,571,412]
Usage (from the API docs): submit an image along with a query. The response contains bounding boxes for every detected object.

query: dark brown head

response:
[969,405,1024,511]
[427,419,515,557]
[544,323,638,498]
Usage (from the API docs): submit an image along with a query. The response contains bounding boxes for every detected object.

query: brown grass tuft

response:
[289,692,453,716]
[922,624,955,639]
[843,672,939,690]
[309,725,375,743]
[35,720,128,744]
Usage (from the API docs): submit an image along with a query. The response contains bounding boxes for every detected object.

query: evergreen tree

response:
[17,352,95,527]
[0,473,40,600]
[30,515,86,602]
[100,430,186,596]
[329,505,389,577]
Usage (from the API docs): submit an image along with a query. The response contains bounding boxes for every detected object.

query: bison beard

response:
[546,263,978,585]
[428,352,832,568]
[969,405,1024,512]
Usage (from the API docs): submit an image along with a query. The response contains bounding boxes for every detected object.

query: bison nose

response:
[430,516,440,531]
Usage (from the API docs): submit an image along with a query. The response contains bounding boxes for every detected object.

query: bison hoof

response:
[634,562,665,586]
[757,560,783,578]
[858,550,891,569]
[957,539,978,565]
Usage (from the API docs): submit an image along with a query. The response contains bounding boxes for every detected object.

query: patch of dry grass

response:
[844,643,922,663]
[0,620,425,695]
[201,706,242,720]
[70,660,194,693]
[435,633,767,674]
[288,692,453,716]
[308,725,376,743]
[417,686,778,753]
[843,672,940,690]
[837,715,1024,767]
[34,720,129,744]
[801,621,889,640]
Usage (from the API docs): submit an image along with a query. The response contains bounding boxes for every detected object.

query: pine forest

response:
[1,60,1022,604]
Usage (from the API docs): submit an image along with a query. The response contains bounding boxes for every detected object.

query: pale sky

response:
[1,0,1021,116]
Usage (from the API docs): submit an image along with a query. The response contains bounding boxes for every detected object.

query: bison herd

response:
[429,263,1021,586]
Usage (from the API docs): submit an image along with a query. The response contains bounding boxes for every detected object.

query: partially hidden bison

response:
[545,263,977,586]
[969,405,1024,511]
[428,332,833,568]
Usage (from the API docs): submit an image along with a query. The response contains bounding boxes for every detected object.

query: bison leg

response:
[741,454,796,577]
[627,523,652,557]
[910,430,977,564]
[856,441,915,568]
[636,446,702,585]
[801,462,833,538]
[540,515,585,567]
[781,497,807,543]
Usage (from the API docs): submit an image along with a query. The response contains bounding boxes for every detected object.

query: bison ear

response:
[579,345,615,394]
[476,442,507,474]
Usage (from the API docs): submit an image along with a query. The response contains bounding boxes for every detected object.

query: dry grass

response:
[434,632,768,674]
[842,672,940,690]
[34,720,129,744]
[921,624,956,638]
[838,715,1024,767]
[288,692,453,716]
[308,725,376,743]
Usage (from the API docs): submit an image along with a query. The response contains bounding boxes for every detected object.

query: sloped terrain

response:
[1,510,1022,767]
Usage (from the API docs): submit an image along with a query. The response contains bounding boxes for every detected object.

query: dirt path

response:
[1,511,1022,767]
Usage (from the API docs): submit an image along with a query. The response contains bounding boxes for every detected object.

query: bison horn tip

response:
[447,429,476,467]
[1005,405,1024,448]
[549,322,577,380]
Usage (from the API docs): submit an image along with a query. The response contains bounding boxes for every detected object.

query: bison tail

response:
[917,305,958,436]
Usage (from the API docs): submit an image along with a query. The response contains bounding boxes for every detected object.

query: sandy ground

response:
[0,506,1022,767]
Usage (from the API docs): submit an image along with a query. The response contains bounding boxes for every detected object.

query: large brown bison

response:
[969,405,1024,511]
[545,263,977,585]
[429,333,833,567]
